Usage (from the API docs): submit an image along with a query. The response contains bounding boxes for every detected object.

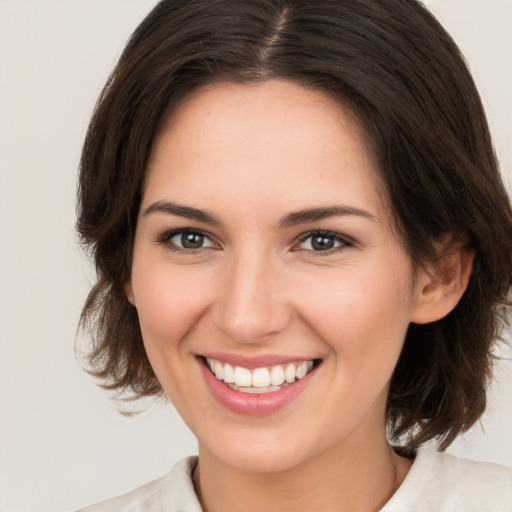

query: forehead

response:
[143,80,387,222]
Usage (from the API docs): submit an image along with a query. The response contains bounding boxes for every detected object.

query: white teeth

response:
[252,367,271,387]
[296,362,313,379]
[295,362,307,379]
[223,363,235,384]
[235,384,283,394]
[234,366,252,387]
[270,365,285,386]
[206,357,316,393]
[214,360,223,380]
[285,363,296,383]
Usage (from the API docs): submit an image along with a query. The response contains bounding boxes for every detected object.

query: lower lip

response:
[198,358,318,416]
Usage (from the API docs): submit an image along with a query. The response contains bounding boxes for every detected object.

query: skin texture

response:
[126,80,472,511]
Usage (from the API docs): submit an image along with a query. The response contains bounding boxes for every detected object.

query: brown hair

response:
[77,0,512,451]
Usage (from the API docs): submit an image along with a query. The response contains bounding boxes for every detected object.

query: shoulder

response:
[76,456,201,512]
[383,447,512,512]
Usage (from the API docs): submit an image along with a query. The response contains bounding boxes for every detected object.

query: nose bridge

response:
[214,244,289,344]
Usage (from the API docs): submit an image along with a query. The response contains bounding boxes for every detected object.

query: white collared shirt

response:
[77,447,512,511]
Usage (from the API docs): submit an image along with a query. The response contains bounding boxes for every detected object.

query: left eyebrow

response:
[278,205,377,228]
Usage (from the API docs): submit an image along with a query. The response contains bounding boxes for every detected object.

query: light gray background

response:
[0,1,511,511]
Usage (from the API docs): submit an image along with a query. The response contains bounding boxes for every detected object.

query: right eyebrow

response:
[142,200,222,226]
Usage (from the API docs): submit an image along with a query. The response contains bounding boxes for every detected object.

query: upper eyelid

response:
[159,227,214,239]
[295,230,354,245]
[157,227,218,247]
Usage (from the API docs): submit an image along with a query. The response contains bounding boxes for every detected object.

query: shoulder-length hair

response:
[77,0,512,451]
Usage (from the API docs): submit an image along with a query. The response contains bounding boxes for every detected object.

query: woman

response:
[76,0,512,510]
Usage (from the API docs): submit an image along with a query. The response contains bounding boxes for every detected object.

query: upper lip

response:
[199,352,320,369]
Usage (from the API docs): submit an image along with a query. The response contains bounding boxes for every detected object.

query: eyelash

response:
[155,228,218,256]
[155,228,354,256]
[294,230,354,255]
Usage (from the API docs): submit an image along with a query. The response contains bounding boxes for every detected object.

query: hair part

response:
[77,0,512,451]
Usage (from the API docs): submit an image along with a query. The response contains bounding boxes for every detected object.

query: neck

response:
[193,430,412,512]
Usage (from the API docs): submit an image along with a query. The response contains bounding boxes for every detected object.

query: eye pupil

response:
[311,235,335,250]
[181,232,204,249]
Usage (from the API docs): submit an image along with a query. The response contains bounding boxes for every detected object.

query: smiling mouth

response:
[203,357,320,394]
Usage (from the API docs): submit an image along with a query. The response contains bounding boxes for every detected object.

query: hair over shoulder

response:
[77,0,512,452]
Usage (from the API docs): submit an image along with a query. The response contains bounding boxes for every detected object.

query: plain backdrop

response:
[0,1,511,511]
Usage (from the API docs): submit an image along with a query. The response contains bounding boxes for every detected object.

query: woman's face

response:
[128,80,426,473]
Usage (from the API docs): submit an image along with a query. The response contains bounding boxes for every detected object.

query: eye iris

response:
[181,232,204,249]
[311,235,335,251]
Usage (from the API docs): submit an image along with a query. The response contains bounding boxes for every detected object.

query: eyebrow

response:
[143,200,377,227]
[143,200,222,226]
[278,205,377,227]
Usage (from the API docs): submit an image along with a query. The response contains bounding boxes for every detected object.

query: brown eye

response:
[180,232,205,249]
[162,230,216,251]
[297,231,352,252]
[311,234,335,251]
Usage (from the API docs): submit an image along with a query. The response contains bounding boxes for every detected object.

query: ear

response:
[124,280,136,306]
[410,239,474,324]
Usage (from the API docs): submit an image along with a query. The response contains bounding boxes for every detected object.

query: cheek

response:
[130,261,217,409]
[293,260,414,368]
[130,260,214,352]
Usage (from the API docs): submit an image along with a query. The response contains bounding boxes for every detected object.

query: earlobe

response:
[410,241,474,325]
[125,280,136,306]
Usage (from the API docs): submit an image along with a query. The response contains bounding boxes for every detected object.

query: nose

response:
[212,249,291,345]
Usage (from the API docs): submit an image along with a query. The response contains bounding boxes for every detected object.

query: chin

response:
[223,449,305,474]
[199,428,317,475]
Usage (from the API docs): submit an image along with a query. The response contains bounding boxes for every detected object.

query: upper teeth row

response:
[206,358,314,388]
